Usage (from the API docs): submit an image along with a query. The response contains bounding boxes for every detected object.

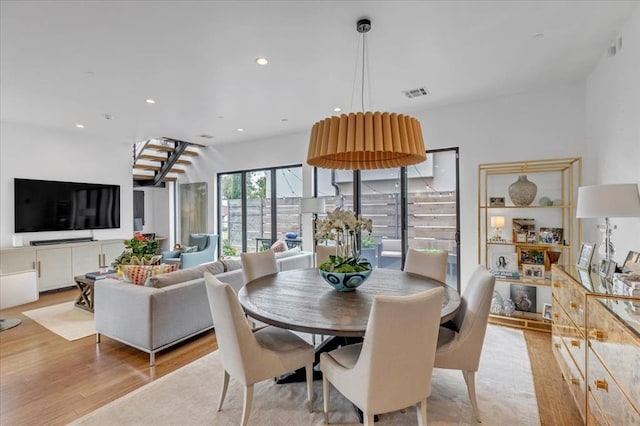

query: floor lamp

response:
[576,184,640,264]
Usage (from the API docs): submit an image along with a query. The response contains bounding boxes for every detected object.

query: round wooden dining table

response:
[238,267,461,338]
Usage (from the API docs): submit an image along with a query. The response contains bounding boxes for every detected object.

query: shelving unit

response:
[478,157,581,332]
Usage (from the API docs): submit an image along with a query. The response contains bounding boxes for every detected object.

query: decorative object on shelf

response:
[490,291,504,315]
[306,18,426,170]
[539,227,563,244]
[576,183,640,262]
[542,303,552,320]
[112,233,160,269]
[510,284,537,313]
[502,298,516,316]
[315,207,373,291]
[546,250,562,267]
[512,218,535,243]
[576,242,595,270]
[538,196,553,206]
[516,245,550,270]
[508,175,537,206]
[598,258,616,280]
[490,252,518,273]
[622,251,640,274]
[490,216,505,241]
[522,264,545,279]
[489,197,505,207]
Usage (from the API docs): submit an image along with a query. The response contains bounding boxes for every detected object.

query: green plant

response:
[222,239,238,256]
[111,233,159,268]
[361,234,376,248]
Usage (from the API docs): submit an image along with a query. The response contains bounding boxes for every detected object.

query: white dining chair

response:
[204,272,315,426]
[241,250,278,283]
[404,248,448,284]
[315,244,336,267]
[320,286,445,425]
[434,264,496,422]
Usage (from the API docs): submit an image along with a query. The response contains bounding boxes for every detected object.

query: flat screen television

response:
[14,178,120,232]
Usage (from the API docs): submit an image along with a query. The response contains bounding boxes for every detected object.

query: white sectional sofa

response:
[94,249,312,365]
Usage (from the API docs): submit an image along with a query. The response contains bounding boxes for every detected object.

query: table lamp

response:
[490,215,506,242]
[576,184,640,262]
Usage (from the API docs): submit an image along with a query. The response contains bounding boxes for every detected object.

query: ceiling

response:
[1,1,636,147]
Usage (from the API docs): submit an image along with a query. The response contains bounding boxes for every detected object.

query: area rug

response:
[72,325,539,425]
[22,301,95,341]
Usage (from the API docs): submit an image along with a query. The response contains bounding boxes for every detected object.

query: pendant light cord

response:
[361,31,366,113]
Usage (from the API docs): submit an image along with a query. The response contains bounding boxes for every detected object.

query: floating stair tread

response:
[138,154,191,165]
[133,174,177,182]
[133,164,185,173]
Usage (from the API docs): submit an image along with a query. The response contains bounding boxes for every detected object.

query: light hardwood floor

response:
[0,288,581,425]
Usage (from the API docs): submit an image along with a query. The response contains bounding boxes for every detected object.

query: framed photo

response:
[490,252,518,272]
[510,284,537,313]
[576,243,595,270]
[522,263,545,279]
[516,245,550,270]
[539,227,564,245]
[512,218,535,244]
[542,303,553,320]
[489,197,505,207]
[577,268,593,291]
[598,259,616,280]
[622,251,640,273]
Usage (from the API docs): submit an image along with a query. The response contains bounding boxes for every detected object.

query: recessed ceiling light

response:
[75,124,85,128]
[256,57,269,65]
[333,107,342,112]
[236,128,244,132]
[145,99,156,104]
[533,33,544,40]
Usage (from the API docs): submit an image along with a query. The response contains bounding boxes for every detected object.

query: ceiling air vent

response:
[198,134,215,139]
[402,87,429,99]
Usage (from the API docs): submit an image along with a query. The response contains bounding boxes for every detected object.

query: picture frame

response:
[516,244,550,270]
[522,263,545,279]
[489,197,505,207]
[577,268,593,291]
[510,284,537,313]
[576,243,595,270]
[539,227,564,245]
[542,303,553,320]
[598,258,616,280]
[490,252,518,272]
[512,218,535,244]
[622,250,640,273]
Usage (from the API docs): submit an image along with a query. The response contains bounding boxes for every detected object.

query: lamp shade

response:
[576,184,640,218]
[307,112,426,170]
[300,197,326,214]
[490,216,505,228]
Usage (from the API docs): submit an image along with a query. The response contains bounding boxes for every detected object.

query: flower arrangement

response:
[112,233,160,268]
[315,207,373,273]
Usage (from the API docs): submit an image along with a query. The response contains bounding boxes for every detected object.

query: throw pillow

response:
[271,240,287,253]
[188,234,208,251]
[145,265,203,288]
[274,247,302,259]
[200,260,227,275]
[122,264,179,286]
[182,245,199,253]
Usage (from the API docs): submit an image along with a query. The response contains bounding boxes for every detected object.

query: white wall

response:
[0,121,133,247]
[585,6,640,265]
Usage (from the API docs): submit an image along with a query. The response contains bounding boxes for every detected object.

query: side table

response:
[74,275,96,313]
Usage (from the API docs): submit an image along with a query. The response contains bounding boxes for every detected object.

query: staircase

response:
[132,138,204,187]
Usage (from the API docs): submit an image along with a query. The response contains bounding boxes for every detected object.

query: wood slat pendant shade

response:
[307,111,426,170]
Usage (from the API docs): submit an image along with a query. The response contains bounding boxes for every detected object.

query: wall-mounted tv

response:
[14,178,120,233]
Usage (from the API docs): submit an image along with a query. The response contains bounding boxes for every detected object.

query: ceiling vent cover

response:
[402,87,429,99]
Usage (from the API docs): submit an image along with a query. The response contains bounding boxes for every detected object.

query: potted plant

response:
[112,233,160,269]
[314,207,373,291]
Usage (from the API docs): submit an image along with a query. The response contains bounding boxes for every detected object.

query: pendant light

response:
[306,18,426,170]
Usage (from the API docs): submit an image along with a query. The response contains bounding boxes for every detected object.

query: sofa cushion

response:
[122,264,179,286]
[271,240,287,253]
[200,261,227,275]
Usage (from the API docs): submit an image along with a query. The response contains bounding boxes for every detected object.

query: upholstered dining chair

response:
[204,273,315,426]
[241,250,278,283]
[320,286,445,425]
[315,245,336,267]
[404,248,449,284]
[434,265,496,422]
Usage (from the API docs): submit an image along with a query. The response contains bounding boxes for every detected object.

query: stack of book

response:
[85,270,116,280]
[490,269,521,279]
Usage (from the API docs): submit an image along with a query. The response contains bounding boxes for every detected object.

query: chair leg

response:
[305,363,314,412]
[364,413,375,425]
[217,369,229,411]
[463,370,482,423]
[416,398,427,426]
[322,373,330,424]
[241,384,254,426]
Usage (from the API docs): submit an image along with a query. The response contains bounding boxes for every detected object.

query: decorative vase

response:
[508,175,537,206]
[319,267,373,292]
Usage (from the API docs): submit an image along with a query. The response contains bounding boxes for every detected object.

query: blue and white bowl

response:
[319,267,373,292]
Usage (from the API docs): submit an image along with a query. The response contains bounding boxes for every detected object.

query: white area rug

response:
[72,325,539,425]
[22,301,95,341]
